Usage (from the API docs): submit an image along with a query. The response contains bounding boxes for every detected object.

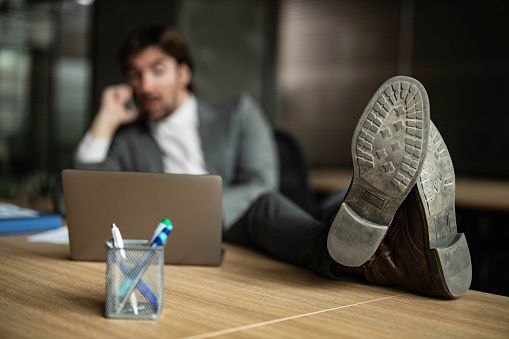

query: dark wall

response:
[277,0,403,168]
[176,0,279,122]
[412,1,509,179]
[277,0,509,180]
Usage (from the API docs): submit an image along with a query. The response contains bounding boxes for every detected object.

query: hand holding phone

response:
[90,84,139,138]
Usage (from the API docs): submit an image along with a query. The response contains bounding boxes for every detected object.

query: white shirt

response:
[74,95,208,174]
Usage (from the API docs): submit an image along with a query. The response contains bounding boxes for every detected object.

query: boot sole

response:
[328,76,431,266]
[416,121,472,298]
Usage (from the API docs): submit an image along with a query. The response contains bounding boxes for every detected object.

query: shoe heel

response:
[431,233,472,298]
[327,203,388,266]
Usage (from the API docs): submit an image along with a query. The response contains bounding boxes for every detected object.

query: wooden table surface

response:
[1,233,508,339]
[310,167,509,211]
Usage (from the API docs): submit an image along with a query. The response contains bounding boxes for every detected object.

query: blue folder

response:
[0,204,63,234]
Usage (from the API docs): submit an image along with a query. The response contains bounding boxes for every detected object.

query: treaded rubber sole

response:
[417,121,472,298]
[328,76,431,266]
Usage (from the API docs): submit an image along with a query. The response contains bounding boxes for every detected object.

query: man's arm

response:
[72,84,139,170]
[74,132,112,164]
[90,84,139,138]
[221,94,279,229]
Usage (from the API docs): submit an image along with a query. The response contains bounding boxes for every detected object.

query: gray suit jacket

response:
[71,93,279,230]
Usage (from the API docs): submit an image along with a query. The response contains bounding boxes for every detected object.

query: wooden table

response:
[310,167,509,211]
[1,233,508,339]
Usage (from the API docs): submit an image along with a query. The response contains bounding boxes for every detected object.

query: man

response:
[70,24,471,298]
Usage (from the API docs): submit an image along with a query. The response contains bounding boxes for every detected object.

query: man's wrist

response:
[75,131,112,164]
[90,113,120,138]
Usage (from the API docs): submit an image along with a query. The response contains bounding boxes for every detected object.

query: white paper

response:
[27,226,69,244]
[0,203,39,219]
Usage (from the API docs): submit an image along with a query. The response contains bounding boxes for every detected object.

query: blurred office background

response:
[1,0,508,295]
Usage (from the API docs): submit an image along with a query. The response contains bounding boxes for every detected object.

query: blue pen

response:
[118,219,173,296]
[108,250,158,308]
[149,219,173,248]
[148,218,173,247]
[116,219,173,313]
[118,250,159,296]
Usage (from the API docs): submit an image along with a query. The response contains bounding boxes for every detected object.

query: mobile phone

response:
[124,98,136,111]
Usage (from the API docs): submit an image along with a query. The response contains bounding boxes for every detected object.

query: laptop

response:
[62,169,223,266]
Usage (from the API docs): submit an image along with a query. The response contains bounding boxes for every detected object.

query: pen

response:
[111,223,126,259]
[116,219,173,313]
[130,291,138,315]
[111,223,138,315]
[115,250,160,313]
[107,248,159,309]
[118,220,173,297]
[148,219,173,248]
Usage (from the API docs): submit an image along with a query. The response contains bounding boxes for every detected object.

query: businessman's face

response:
[126,46,191,121]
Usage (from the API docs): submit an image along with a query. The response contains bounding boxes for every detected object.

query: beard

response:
[140,94,178,122]
[137,87,188,122]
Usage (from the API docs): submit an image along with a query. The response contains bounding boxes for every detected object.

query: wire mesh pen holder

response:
[105,240,164,319]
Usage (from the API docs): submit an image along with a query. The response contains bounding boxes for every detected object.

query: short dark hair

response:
[118,24,195,92]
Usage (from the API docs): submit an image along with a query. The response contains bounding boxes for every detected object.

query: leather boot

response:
[328,76,431,266]
[363,122,472,298]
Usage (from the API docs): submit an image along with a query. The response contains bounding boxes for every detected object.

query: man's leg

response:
[224,191,346,278]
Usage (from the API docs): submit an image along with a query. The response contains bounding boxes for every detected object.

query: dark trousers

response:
[223,190,347,279]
